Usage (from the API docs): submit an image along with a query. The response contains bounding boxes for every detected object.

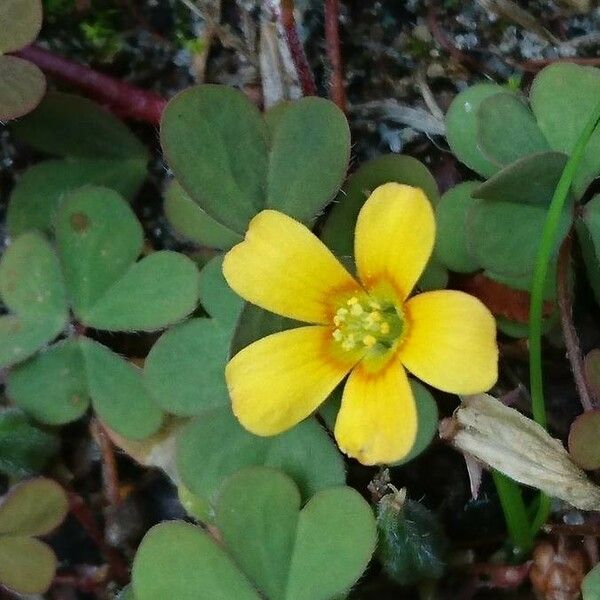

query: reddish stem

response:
[280,0,317,96]
[14,44,167,124]
[556,236,595,411]
[324,0,346,112]
[67,491,129,585]
[90,420,121,508]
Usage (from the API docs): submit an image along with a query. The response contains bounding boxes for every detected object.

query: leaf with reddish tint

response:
[569,410,600,470]
[584,349,600,403]
[0,55,45,121]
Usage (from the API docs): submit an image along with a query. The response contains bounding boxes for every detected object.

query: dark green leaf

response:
[473,152,568,207]
[163,180,242,250]
[267,97,350,223]
[12,92,149,161]
[321,154,440,258]
[477,93,549,166]
[530,63,600,198]
[8,339,90,425]
[160,85,268,234]
[176,407,345,513]
[445,84,506,178]
[0,232,68,367]
[434,181,481,273]
[144,319,231,416]
[8,158,147,236]
[0,409,59,477]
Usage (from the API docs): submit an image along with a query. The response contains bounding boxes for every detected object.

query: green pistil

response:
[332,296,404,351]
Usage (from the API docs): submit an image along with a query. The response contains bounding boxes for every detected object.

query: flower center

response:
[332,296,404,352]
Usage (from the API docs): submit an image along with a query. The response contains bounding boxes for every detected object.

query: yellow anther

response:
[371,311,382,322]
[333,315,342,326]
[347,297,358,306]
[332,329,343,341]
[362,335,377,347]
[369,300,381,310]
[342,336,356,350]
[350,303,364,316]
[380,322,390,334]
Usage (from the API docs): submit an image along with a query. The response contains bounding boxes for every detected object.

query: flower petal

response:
[355,183,435,300]
[400,290,498,394]
[226,326,359,435]
[334,357,417,465]
[223,210,361,324]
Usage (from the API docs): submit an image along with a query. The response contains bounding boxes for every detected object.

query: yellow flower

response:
[223,183,498,465]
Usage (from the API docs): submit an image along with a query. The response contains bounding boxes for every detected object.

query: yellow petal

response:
[334,357,417,465]
[223,210,361,324]
[226,326,359,435]
[355,183,435,301]
[400,290,498,394]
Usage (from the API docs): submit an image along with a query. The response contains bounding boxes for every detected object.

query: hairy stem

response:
[324,0,346,111]
[15,44,167,123]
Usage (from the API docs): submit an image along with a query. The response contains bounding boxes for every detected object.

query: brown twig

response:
[67,491,129,585]
[279,0,317,96]
[557,236,595,412]
[324,0,346,111]
[14,44,167,124]
[90,420,121,508]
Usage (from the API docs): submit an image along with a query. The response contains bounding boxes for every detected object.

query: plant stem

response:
[557,235,594,411]
[324,0,346,112]
[527,96,600,537]
[529,99,600,428]
[15,44,167,123]
[492,470,534,553]
[279,0,317,96]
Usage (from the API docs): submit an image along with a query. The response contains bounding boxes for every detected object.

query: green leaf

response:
[434,181,481,273]
[568,409,600,470]
[445,83,506,178]
[467,200,572,278]
[164,180,242,250]
[0,55,45,121]
[217,467,376,600]
[8,158,148,236]
[80,338,164,440]
[583,562,600,600]
[0,0,42,53]
[0,536,56,594]
[217,468,300,599]
[473,152,568,207]
[160,85,268,234]
[132,521,261,600]
[231,303,301,356]
[55,186,143,315]
[266,97,350,223]
[8,339,90,425]
[0,232,68,367]
[12,91,149,161]
[176,407,345,514]
[394,381,439,465]
[321,154,440,258]
[477,93,549,166]
[416,258,449,291]
[144,318,231,416]
[55,187,199,331]
[0,478,68,537]
[199,255,245,328]
[0,409,60,477]
[530,63,600,198]
[80,251,199,331]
